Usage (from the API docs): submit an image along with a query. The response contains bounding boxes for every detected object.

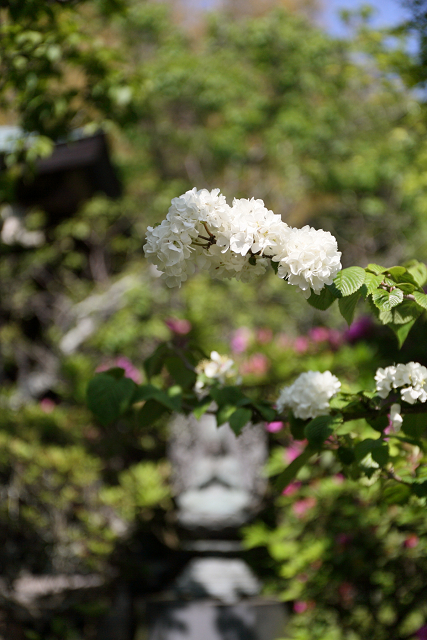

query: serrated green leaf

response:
[396,283,416,294]
[392,301,422,325]
[229,407,252,434]
[338,290,361,325]
[87,374,136,426]
[366,263,387,275]
[330,267,366,297]
[386,266,407,279]
[307,286,336,310]
[402,413,427,439]
[405,260,427,287]
[372,288,403,311]
[363,272,384,295]
[275,449,315,492]
[304,415,340,448]
[413,291,427,310]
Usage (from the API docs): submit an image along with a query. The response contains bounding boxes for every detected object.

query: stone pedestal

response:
[146,596,287,640]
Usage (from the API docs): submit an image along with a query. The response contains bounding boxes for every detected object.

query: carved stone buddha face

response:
[168,412,267,530]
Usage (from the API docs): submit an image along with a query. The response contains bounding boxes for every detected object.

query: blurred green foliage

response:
[1,0,427,638]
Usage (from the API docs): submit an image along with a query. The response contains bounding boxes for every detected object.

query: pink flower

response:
[333,473,345,485]
[309,326,330,343]
[256,328,273,344]
[344,316,373,343]
[404,534,419,549]
[328,329,343,350]
[230,327,252,353]
[240,353,269,376]
[293,497,317,517]
[284,441,305,463]
[293,601,308,614]
[282,481,301,496]
[165,317,192,335]
[294,336,309,353]
[266,421,283,433]
[40,398,55,413]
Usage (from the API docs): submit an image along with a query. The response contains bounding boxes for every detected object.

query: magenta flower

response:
[266,421,283,433]
[256,327,273,344]
[416,625,427,640]
[293,497,317,517]
[165,317,192,335]
[97,357,142,385]
[282,481,301,496]
[293,601,308,614]
[404,534,419,549]
[284,441,305,463]
[344,316,373,343]
[40,398,55,413]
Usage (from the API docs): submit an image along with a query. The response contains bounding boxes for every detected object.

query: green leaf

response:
[372,288,403,311]
[392,301,422,325]
[133,384,181,411]
[138,399,168,426]
[405,260,427,287]
[275,448,315,492]
[210,386,250,407]
[371,443,389,466]
[165,356,197,388]
[144,343,170,379]
[87,373,136,426]
[411,481,427,498]
[386,266,407,280]
[367,414,389,433]
[330,267,366,297]
[338,290,361,325]
[402,413,427,439]
[366,263,387,275]
[193,397,213,419]
[216,404,237,427]
[252,401,276,422]
[229,407,252,434]
[337,447,355,465]
[304,415,341,448]
[388,320,418,348]
[395,283,416,295]
[354,438,384,462]
[307,286,336,310]
[413,291,427,310]
[363,272,384,295]
[289,414,307,440]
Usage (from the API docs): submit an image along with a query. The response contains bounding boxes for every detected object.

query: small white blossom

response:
[375,362,427,404]
[276,370,341,420]
[389,403,403,433]
[195,351,240,393]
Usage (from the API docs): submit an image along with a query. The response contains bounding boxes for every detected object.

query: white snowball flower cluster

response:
[145,188,342,293]
[276,370,341,420]
[195,351,240,393]
[375,362,427,404]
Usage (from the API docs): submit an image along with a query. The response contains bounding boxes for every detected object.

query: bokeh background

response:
[1,0,427,638]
